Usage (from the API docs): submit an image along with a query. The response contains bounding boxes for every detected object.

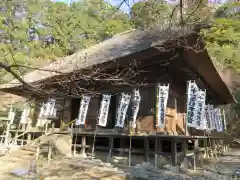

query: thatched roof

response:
[0,26,195,89]
[0,25,235,104]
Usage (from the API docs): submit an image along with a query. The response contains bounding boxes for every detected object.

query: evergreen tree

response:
[0,0,132,83]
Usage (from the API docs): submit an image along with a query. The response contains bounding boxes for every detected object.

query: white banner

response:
[115,93,131,128]
[205,105,212,130]
[216,108,223,132]
[130,89,141,128]
[208,105,215,130]
[44,99,56,117]
[222,109,227,131]
[98,94,111,127]
[38,103,46,119]
[156,84,169,128]
[195,90,206,130]
[20,104,30,124]
[214,108,221,132]
[76,95,91,125]
[219,109,224,132]
[186,81,199,128]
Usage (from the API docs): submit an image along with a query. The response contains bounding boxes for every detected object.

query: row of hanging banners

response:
[75,91,141,128]
[186,81,227,132]
[19,99,57,127]
[73,81,226,132]
[17,81,227,132]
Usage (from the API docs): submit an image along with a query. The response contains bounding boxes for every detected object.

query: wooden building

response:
[0,25,235,169]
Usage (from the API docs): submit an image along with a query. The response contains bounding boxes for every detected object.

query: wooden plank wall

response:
[67,82,188,136]
[85,97,100,128]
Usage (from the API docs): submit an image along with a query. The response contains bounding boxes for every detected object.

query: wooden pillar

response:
[48,119,55,166]
[70,123,74,156]
[36,144,40,160]
[216,140,220,157]
[81,135,86,155]
[129,136,132,167]
[228,144,230,152]
[51,121,55,134]
[27,133,32,144]
[4,122,11,146]
[144,137,149,162]
[214,140,218,158]
[219,140,223,155]
[223,144,226,153]
[183,139,188,155]
[48,141,53,167]
[108,137,114,162]
[204,138,209,158]
[193,139,199,171]
[119,138,125,156]
[211,140,216,158]
[171,139,177,166]
[199,139,204,167]
[154,136,158,167]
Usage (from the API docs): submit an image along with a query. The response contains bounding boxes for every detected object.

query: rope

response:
[60,119,76,129]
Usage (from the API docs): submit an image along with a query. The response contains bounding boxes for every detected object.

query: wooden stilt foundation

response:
[171,139,177,166]
[81,135,86,155]
[129,136,132,167]
[144,137,149,162]
[108,137,113,162]
[154,136,158,167]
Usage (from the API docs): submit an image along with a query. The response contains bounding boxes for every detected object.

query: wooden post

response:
[4,122,11,146]
[48,119,55,166]
[211,140,215,158]
[213,140,218,158]
[155,136,158,167]
[204,137,209,158]
[108,137,113,162]
[129,136,132,167]
[81,135,86,155]
[27,133,32,144]
[70,123,74,156]
[144,137,149,162]
[48,141,53,167]
[51,120,55,134]
[36,145,40,160]
[193,139,199,171]
[171,139,177,166]
[223,144,226,153]
[44,122,48,135]
[216,140,220,157]
[183,139,188,155]
[22,124,27,146]
[73,126,78,156]
[21,134,24,146]
[119,138,125,156]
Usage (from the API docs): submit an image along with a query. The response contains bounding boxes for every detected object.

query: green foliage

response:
[233,90,240,115]
[0,0,132,83]
[131,0,171,28]
[214,2,240,19]
[183,0,212,24]
[202,3,240,72]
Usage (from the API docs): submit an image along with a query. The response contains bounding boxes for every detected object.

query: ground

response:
[0,141,239,180]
